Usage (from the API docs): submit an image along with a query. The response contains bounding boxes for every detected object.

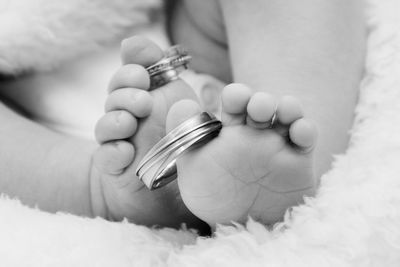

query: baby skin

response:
[91,37,203,228]
[93,37,318,228]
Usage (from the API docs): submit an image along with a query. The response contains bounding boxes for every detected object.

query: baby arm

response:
[0,100,95,216]
[219,0,366,176]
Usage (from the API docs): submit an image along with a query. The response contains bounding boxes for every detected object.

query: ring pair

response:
[136,46,222,190]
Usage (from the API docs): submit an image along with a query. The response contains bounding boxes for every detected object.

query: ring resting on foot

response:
[136,111,222,190]
[146,45,192,90]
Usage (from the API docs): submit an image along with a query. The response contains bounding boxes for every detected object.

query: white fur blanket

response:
[1,0,400,266]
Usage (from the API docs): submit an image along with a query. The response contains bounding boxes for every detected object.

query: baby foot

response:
[91,36,205,229]
[169,84,318,226]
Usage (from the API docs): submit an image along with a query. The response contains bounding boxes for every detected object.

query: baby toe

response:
[276,96,304,125]
[108,64,150,92]
[121,36,164,66]
[93,141,135,175]
[166,99,201,133]
[105,88,153,118]
[222,83,252,114]
[95,110,138,144]
[246,92,277,128]
[289,118,318,151]
[221,83,252,125]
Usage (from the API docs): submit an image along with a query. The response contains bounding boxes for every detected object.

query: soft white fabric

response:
[1,0,400,266]
[0,0,160,74]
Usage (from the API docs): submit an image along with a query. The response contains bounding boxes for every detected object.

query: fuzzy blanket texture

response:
[1,0,400,266]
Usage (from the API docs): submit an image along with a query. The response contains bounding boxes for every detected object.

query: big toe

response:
[166,99,202,133]
[121,36,164,66]
[221,83,253,125]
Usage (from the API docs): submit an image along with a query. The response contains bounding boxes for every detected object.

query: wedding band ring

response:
[146,45,192,90]
[137,112,220,174]
[138,45,221,190]
[139,122,221,190]
[136,112,222,190]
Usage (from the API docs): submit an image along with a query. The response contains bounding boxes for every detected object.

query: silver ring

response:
[136,112,222,190]
[268,109,278,128]
[146,45,192,90]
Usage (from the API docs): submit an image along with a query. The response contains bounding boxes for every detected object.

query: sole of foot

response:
[167,83,317,226]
